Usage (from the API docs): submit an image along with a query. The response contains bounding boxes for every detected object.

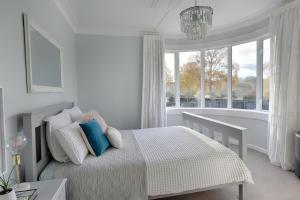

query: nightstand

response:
[20,179,67,200]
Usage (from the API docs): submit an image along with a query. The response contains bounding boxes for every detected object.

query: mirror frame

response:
[23,13,64,93]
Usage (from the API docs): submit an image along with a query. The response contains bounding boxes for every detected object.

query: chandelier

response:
[180,0,213,40]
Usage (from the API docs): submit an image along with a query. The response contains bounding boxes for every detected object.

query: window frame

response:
[262,38,271,110]
[165,36,270,111]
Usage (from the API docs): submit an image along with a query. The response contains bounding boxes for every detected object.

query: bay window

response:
[165,38,271,112]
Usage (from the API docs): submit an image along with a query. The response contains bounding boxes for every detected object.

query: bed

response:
[21,102,253,200]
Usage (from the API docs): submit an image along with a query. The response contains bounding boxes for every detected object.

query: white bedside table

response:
[20,179,67,200]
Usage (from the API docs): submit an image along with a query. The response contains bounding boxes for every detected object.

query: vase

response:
[0,189,17,200]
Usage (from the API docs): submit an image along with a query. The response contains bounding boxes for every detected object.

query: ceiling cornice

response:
[165,18,270,51]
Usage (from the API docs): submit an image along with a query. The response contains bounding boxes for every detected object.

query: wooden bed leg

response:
[239,184,244,200]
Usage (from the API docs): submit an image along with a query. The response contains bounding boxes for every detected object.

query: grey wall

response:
[76,35,142,130]
[0,0,78,171]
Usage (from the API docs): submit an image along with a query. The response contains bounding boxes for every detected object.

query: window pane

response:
[179,51,201,107]
[263,39,270,110]
[232,41,257,109]
[165,53,175,107]
[205,48,228,108]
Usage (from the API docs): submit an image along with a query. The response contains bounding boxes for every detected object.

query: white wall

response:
[76,35,143,130]
[0,0,78,172]
[167,108,269,154]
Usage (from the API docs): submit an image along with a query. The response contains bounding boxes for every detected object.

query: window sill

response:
[166,107,268,121]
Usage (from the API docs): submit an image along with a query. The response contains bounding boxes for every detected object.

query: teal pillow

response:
[79,119,111,156]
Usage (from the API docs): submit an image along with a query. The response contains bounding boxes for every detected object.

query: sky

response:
[232,41,257,78]
[165,39,270,79]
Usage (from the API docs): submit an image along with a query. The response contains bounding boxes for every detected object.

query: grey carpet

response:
[161,149,300,200]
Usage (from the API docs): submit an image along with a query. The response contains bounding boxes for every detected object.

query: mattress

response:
[40,126,253,198]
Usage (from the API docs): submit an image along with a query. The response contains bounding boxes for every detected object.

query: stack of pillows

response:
[45,106,122,165]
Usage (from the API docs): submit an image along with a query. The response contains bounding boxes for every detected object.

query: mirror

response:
[23,13,63,93]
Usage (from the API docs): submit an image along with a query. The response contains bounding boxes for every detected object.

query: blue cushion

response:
[79,119,111,156]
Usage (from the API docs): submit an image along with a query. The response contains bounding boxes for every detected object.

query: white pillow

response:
[64,106,82,122]
[55,122,88,165]
[79,128,96,156]
[107,127,122,149]
[45,111,72,162]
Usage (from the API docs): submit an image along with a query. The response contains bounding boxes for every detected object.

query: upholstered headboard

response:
[21,102,74,181]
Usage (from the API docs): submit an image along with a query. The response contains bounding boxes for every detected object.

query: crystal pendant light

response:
[180,0,213,40]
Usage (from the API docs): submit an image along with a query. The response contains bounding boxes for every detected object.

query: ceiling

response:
[55,0,287,37]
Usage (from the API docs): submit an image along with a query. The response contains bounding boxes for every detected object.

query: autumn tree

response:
[165,50,240,101]
[204,49,227,97]
[180,62,200,97]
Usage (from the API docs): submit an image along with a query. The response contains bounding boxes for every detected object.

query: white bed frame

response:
[21,103,248,200]
[21,102,74,182]
[181,112,248,200]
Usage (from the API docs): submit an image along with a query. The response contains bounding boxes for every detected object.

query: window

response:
[164,38,271,111]
[263,39,270,110]
[232,41,257,109]
[205,48,228,108]
[165,53,176,107]
[179,51,201,107]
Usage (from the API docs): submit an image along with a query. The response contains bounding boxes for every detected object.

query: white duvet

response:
[134,126,253,197]
[40,126,253,198]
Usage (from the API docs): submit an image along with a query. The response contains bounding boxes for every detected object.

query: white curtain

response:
[268,1,300,170]
[141,35,166,128]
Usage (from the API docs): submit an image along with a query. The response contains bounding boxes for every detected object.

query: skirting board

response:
[247,144,268,155]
